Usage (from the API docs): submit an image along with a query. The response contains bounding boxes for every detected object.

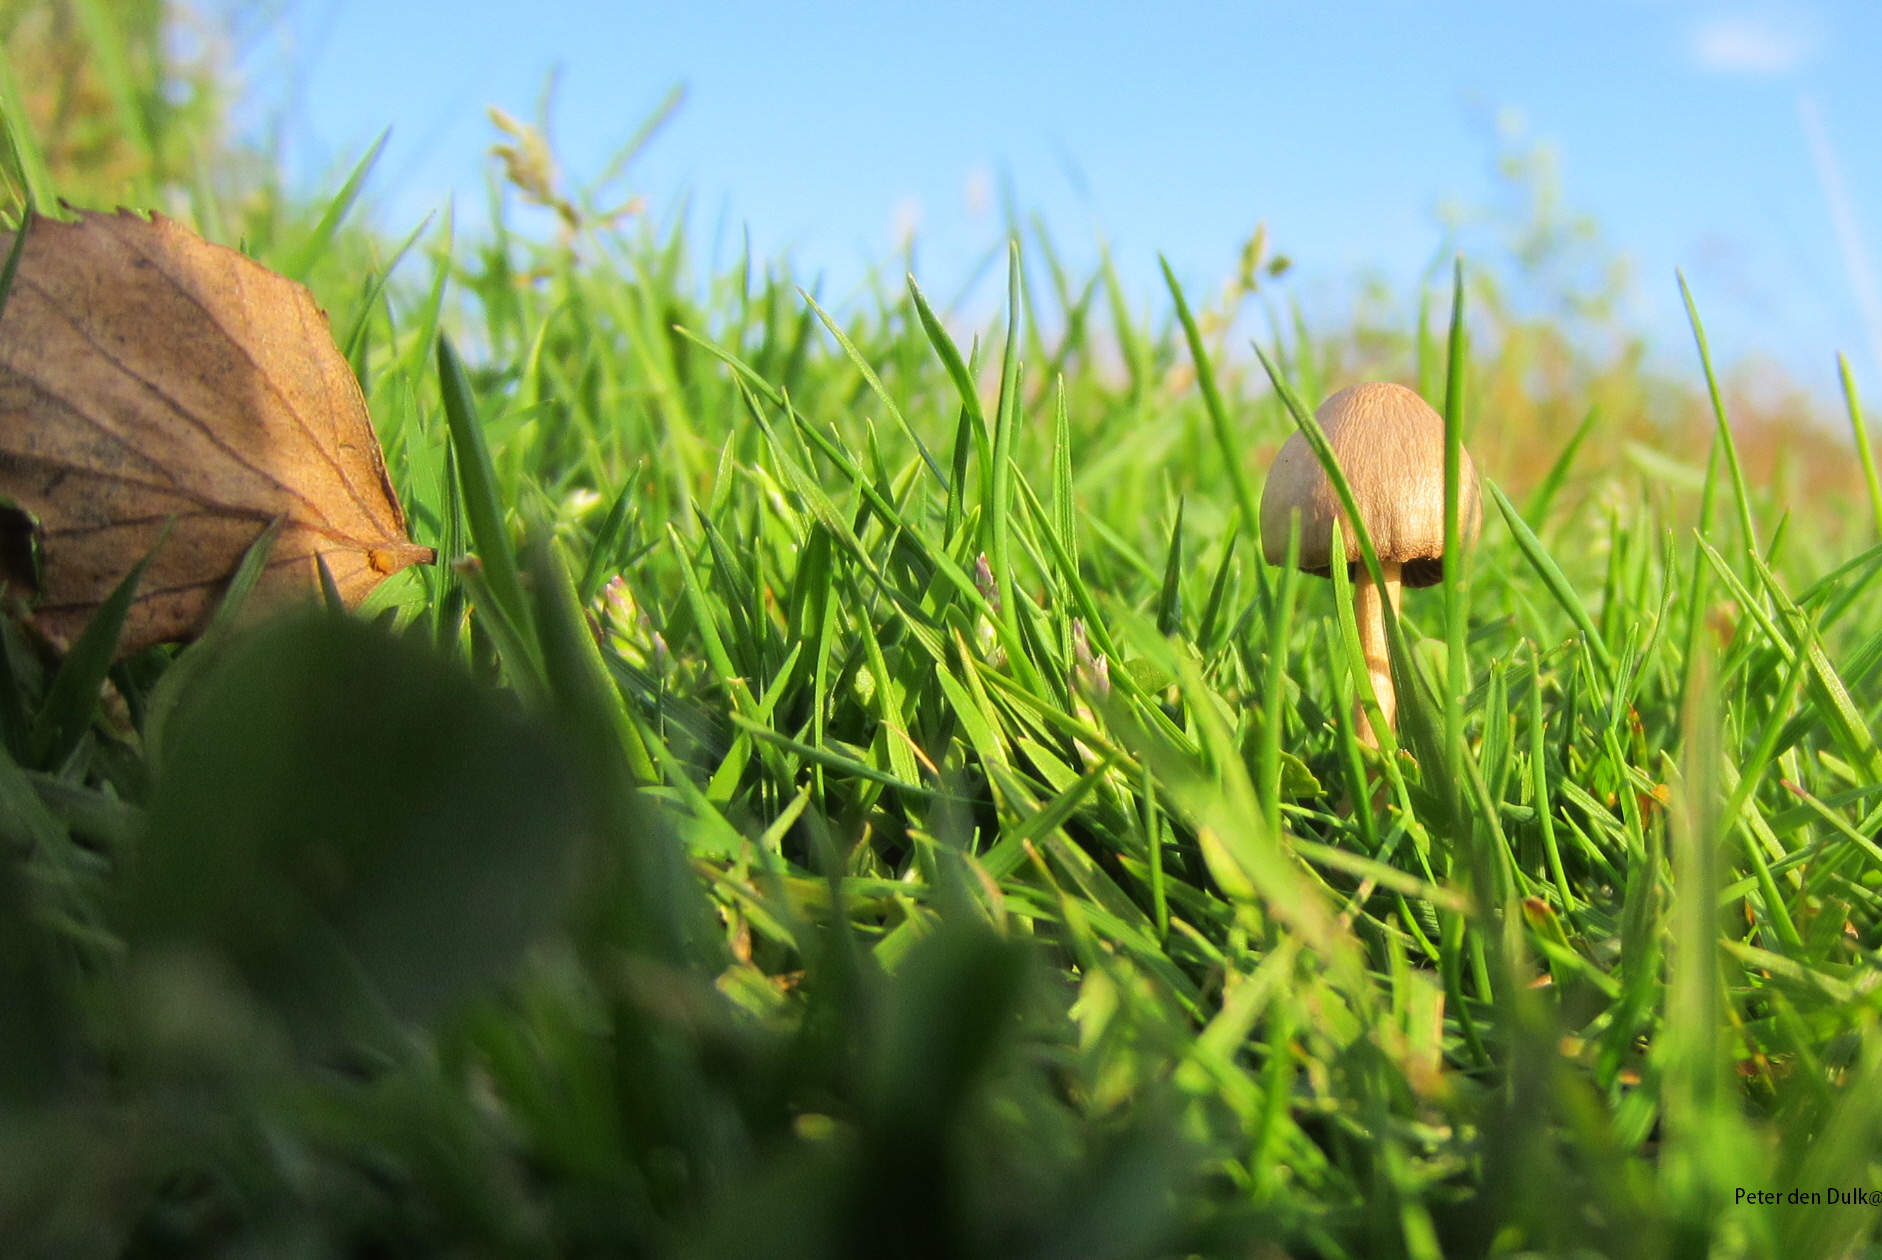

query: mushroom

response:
[1258,382,1480,748]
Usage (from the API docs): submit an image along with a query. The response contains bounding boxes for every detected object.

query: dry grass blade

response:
[0,208,433,654]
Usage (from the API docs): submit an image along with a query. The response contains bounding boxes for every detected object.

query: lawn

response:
[4,7,1882,1258]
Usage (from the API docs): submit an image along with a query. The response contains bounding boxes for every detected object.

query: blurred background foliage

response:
[0,0,224,201]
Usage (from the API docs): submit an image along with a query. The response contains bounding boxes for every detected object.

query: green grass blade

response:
[577,483,638,603]
[70,0,158,180]
[1052,377,1077,575]
[437,334,531,637]
[1678,271,1757,558]
[139,518,283,758]
[340,212,433,363]
[281,131,388,281]
[1839,353,1882,539]
[1441,256,1471,827]
[0,50,55,215]
[1196,516,1240,656]
[525,523,655,785]
[314,553,347,615]
[1660,644,1728,1242]
[32,527,169,770]
[988,242,1024,651]
[1260,519,1300,841]
[1524,406,1600,526]
[1487,479,1615,680]
[1155,498,1184,637]
[801,288,947,489]
[1162,257,1262,542]
[0,206,32,324]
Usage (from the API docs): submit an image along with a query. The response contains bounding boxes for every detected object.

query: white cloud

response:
[1692,13,1816,76]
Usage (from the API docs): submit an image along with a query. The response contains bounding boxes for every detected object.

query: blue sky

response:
[227,0,1882,402]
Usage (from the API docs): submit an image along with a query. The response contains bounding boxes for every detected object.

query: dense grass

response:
[9,12,1882,1258]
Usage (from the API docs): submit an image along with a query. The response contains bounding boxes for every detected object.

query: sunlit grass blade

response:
[1196,515,1239,656]
[341,211,433,363]
[1051,377,1077,574]
[1163,257,1262,540]
[1259,517,1300,841]
[1659,642,1732,1247]
[437,334,532,637]
[281,131,387,281]
[1840,352,1882,539]
[988,242,1023,652]
[576,482,638,602]
[1679,271,1757,559]
[1441,255,1472,838]
[1487,479,1615,680]
[801,288,947,488]
[1524,407,1599,527]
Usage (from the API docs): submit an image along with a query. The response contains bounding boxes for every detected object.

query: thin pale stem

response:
[1354,560,1403,749]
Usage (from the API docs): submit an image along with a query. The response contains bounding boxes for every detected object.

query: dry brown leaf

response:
[0,208,434,655]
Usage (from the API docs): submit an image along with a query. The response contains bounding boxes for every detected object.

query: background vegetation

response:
[5,4,1882,1257]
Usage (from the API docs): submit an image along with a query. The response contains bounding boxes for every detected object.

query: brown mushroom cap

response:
[1258,382,1480,588]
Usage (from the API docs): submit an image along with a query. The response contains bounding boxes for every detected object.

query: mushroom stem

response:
[1354,560,1403,749]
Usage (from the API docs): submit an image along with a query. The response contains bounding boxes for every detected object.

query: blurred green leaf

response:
[126,614,584,1045]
